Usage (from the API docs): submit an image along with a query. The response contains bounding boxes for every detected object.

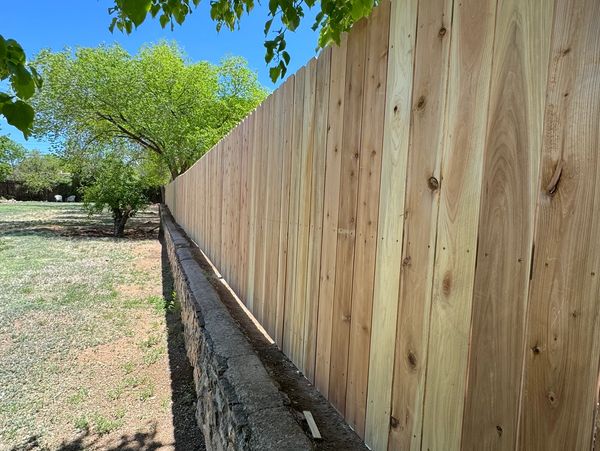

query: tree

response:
[0,35,42,137]
[12,151,71,194]
[32,42,267,180]
[107,0,379,81]
[82,154,150,237]
[0,135,26,182]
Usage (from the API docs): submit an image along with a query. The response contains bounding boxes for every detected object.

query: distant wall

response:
[0,181,74,201]
[166,0,600,449]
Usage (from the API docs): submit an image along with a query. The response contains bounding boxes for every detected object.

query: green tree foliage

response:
[108,0,378,81]
[0,36,42,137]
[0,135,26,182]
[12,151,71,194]
[32,42,267,179]
[82,154,150,237]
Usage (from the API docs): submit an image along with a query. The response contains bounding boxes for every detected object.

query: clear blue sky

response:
[1,0,320,152]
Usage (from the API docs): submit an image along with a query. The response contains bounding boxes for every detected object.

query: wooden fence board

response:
[387,0,452,448]
[231,126,242,294]
[302,50,331,382]
[275,77,295,346]
[293,58,317,371]
[246,109,260,310]
[461,1,554,448]
[315,36,348,396]
[364,0,417,448]
[345,0,390,438]
[283,68,306,360]
[221,135,230,281]
[214,143,223,269]
[328,18,368,415]
[264,90,283,338]
[518,0,600,448]
[255,98,271,326]
[421,0,497,448]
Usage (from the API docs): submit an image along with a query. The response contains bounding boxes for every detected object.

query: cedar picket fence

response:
[166,0,600,448]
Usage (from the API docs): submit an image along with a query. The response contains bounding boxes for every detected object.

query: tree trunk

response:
[112,209,130,237]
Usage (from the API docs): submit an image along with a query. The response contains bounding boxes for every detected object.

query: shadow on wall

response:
[160,233,206,451]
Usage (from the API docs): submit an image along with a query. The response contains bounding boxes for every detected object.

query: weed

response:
[91,413,123,435]
[74,416,89,431]
[123,375,144,389]
[121,361,135,374]
[146,295,165,312]
[143,346,166,366]
[68,388,89,406]
[107,386,124,401]
[139,383,155,402]
[114,407,126,420]
[139,335,160,350]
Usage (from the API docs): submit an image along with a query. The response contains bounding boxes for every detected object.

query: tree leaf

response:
[264,18,273,35]
[269,65,281,82]
[150,4,161,18]
[159,14,170,28]
[122,0,152,27]
[2,100,34,138]
[12,65,35,100]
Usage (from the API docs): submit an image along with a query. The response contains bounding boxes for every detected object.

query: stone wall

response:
[161,207,313,451]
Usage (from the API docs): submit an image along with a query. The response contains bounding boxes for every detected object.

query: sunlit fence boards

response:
[165,0,600,448]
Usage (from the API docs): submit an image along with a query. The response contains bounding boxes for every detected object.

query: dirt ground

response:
[0,202,203,450]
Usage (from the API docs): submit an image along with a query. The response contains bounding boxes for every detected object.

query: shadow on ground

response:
[13,428,166,451]
[0,207,160,241]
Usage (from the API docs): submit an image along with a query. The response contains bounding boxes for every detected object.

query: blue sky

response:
[1,0,320,152]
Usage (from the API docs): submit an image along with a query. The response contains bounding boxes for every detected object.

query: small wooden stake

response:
[303,410,322,440]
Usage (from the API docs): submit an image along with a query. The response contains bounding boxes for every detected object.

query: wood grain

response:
[328,18,368,414]
[292,58,317,371]
[315,35,348,396]
[421,0,497,448]
[364,0,418,448]
[461,2,554,448]
[387,0,452,448]
[283,67,306,360]
[345,0,390,438]
[275,77,295,346]
[518,0,600,449]
[302,50,331,381]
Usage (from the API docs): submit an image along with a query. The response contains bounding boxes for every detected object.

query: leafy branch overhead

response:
[107,0,378,82]
[0,35,42,137]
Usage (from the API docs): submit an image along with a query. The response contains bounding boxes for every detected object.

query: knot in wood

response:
[428,176,439,191]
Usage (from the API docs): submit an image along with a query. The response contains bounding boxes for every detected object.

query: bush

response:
[82,155,149,237]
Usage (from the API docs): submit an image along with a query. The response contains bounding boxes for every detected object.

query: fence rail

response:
[166,0,600,448]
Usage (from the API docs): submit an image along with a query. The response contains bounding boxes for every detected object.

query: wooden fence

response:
[165,0,600,448]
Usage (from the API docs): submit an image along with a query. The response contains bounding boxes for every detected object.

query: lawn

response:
[0,202,202,450]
